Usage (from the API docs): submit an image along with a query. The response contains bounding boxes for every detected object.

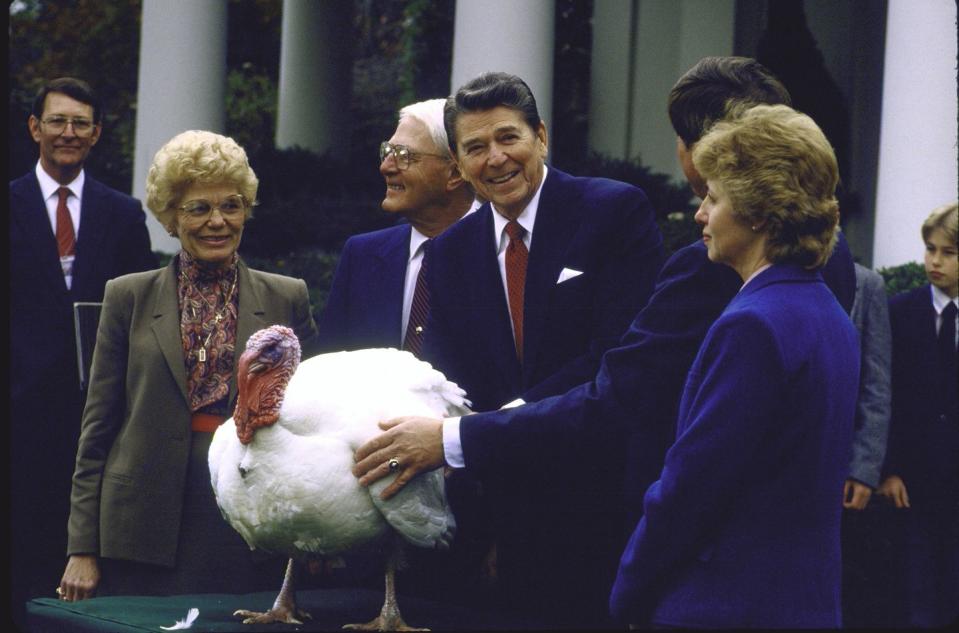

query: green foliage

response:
[225,66,278,158]
[396,0,455,105]
[560,151,699,255]
[878,261,928,297]
[8,0,142,193]
[243,249,340,319]
[239,146,392,258]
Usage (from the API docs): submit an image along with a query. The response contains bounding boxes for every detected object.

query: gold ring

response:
[388,457,400,472]
[55,587,62,596]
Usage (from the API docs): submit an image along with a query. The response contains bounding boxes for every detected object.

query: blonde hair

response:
[145,130,258,233]
[693,104,840,269]
[920,202,958,244]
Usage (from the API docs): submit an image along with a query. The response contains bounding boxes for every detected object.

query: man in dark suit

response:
[316,98,474,354]
[358,72,664,625]
[9,77,155,626]
[422,72,664,414]
[352,58,856,627]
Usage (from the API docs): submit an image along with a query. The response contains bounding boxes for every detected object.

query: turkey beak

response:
[248,360,267,374]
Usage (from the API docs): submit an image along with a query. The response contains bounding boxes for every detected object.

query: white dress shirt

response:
[36,161,84,290]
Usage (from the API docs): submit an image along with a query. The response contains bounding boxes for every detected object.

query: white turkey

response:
[209,325,470,630]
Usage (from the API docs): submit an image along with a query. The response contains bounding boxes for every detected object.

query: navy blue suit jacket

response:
[457,235,855,623]
[9,170,155,610]
[884,285,959,510]
[316,223,411,352]
[423,167,664,413]
[9,171,156,402]
[609,264,859,628]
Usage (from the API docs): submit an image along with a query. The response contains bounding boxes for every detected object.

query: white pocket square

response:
[556,267,584,284]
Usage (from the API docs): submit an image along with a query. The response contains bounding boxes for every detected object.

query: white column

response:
[872,0,958,269]
[132,0,228,254]
[275,0,352,153]
[450,0,554,140]
[630,0,734,182]
[588,0,635,159]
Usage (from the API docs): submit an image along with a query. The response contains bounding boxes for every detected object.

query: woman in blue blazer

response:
[609,105,860,627]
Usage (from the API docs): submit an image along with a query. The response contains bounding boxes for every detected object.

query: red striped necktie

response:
[56,186,76,257]
[505,220,528,363]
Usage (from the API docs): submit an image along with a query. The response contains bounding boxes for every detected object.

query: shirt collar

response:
[35,160,85,203]
[492,164,548,251]
[408,225,432,261]
[930,283,958,314]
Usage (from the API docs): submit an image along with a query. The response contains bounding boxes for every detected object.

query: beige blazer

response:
[66,258,318,566]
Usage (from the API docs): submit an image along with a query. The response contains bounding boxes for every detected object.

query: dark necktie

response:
[56,187,76,257]
[938,301,957,418]
[505,220,528,363]
[404,239,431,358]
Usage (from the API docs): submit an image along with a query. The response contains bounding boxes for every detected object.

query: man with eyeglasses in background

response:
[315,98,475,355]
[9,76,155,629]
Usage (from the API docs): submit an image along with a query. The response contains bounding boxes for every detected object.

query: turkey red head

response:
[233,325,302,444]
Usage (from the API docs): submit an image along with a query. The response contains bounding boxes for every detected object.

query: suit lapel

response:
[150,261,190,405]
[11,174,70,296]
[522,169,579,382]
[72,178,108,299]
[372,225,411,344]
[909,286,938,347]
[476,207,523,389]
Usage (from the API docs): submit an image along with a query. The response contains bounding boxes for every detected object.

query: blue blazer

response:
[609,264,859,628]
[9,171,156,401]
[423,166,664,413]
[884,285,959,510]
[316,223,411,352]
[456,237,856,623]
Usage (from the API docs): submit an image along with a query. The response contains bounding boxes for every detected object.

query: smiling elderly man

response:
[355,71,664,628]
[316,98,475,355]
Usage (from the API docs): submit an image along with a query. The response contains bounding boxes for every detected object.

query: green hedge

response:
[878,261,927,297]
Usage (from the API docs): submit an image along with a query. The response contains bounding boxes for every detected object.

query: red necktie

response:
[56,187,76,257]
[404,240,431,358]
[505,220,528,363]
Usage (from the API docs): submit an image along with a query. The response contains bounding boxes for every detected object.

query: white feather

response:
[159,607,199,630]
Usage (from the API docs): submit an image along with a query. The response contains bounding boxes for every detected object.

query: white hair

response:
[398,98,450,155]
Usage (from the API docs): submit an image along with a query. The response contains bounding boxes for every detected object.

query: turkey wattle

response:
[209,325,470,629]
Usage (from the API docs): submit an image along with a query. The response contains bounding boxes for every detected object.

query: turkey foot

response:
[343,550,426,631]
[233,605,312,625]
[233,558,311,624]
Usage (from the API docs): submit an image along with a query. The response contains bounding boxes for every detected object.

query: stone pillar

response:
[275,0,352,154]
[132,0,228,254]
[450,0,555,141]
[872,0,958,269]
[589,0,734,181]
[588,0,635,160]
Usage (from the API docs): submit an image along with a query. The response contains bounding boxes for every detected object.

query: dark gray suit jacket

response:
[848,263,892,488]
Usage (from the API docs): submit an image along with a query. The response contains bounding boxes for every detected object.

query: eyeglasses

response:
[176,194,249,221]
[40,116,97,137]
[379,141,449,170]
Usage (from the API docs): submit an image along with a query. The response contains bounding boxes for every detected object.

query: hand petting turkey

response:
[353,416,446,500]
